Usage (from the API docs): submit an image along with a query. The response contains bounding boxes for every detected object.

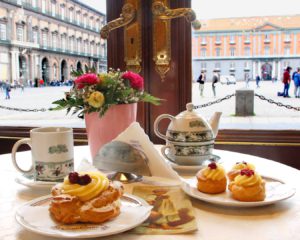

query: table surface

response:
[1,146,300,240]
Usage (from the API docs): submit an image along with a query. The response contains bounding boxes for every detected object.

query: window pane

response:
[0,1,107,128]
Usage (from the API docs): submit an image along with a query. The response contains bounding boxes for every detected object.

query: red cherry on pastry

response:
[68,172,79,184]
[240,169,254,177]
[78,174,92,185]
[208,162,217,169]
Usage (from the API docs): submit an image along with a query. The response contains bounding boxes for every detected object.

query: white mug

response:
[11,127,74,182]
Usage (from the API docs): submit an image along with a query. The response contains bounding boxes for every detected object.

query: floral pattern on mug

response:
[48,144,69,154]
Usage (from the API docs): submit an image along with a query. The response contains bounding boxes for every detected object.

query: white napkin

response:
[114,122,181,181]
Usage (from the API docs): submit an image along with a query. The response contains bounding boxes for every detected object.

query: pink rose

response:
[122,71,144,90]
[74,73,99,89]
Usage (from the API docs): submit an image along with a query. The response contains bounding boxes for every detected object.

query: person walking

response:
[197,72,206,97]
[256,75,261,88]
[212,71,219,98]
[283,66,292,98]
[294,68,300,98]
[293,68,300,97]
[4,81,11,100]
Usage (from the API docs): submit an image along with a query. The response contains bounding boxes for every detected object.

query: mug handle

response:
[11,138,34,174]
[161,145,175,163]
[154,114,175,140]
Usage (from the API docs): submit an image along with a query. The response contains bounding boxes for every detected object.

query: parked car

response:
[220,75,236,85]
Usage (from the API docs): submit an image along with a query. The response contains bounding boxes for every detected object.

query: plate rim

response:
[15,193,151,238]
[15,175,58,188]
[181,176,296,207]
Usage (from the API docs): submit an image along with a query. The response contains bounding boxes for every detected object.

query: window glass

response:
[0,23,7,40]
[201,48,206,57]
[42,0,46,13]
[69,9,73,22]
[32,0,37,8]
[33,30,38,43]
[51,3,56,17]
[61,6,65,20]
[16,25,24,41]
[42,31,48,47]
[52,34,57,49]
[192,0,300,131]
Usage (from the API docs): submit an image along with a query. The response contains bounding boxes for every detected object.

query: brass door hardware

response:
[101,0,200,76]
[152,1,200,81]
[100,3,136,39]
[100,1,142,73]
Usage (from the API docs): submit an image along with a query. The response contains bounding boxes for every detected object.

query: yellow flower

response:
[98,73,106,82]
[88,91,105,108]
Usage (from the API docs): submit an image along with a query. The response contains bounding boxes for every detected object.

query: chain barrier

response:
[254,93,300,111]
[0,93,299,112]
[0,105,47,112]
[193,94,236,109]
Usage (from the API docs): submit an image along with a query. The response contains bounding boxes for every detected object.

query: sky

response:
[80,0,300,19]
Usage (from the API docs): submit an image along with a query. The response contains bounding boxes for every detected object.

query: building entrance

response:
[41,57,50,84]
[19,56,27,83]
[61,60,68,82]
[261,63,272,80]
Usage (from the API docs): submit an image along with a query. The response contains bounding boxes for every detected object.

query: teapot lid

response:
[177,103,203,119]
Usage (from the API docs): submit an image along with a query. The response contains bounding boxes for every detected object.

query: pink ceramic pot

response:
[85,103,137,158]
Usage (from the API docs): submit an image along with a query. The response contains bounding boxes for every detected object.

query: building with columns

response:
[192,15,300,81]
[0,0,106,84]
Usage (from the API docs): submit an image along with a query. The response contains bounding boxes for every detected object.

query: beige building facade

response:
[0,0,106,84]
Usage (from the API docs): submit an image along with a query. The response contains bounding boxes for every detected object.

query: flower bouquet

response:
[52,68,161,118]
[52,68,161,157]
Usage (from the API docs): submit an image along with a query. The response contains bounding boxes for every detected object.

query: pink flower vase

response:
[85,103,137,158]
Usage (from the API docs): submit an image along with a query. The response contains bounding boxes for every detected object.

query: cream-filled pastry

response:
[228,169,265,202]
[196,162,227,194]
[227,161,255,181]
[49,171,123,224]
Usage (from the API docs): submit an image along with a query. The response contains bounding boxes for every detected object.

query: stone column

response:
[10,10,16,41]
[252,61,256,79]
[272,61,276,79]
[10,51,16,83]
[278,61,281,80]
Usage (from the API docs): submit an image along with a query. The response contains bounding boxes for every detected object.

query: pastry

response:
[196,162,227,194]
[227,161,255,181]
[228,169,265,202]
[49,171,123,224]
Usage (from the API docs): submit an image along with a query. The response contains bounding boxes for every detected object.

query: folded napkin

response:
[114,122,180,181]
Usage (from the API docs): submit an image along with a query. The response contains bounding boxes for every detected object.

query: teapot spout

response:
[209,112,222,138]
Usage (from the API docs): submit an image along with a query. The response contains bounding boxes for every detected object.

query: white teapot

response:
[154,103,222,165]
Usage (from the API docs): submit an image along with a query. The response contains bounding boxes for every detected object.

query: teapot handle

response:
[154,114,175,140]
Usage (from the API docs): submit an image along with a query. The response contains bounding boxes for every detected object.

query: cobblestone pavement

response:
[0,80,299,129]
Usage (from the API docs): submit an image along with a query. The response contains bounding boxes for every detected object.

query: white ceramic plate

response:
[15,175,58,189]
[181,177,296,207]
[16,194,152,238]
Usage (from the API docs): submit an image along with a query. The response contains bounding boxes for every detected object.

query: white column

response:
[10,51,16,83]
[272,61,276,78]
[252,61,256,79]
[277,61,281,80]
[258,61,261,78]
[10,50,20,83]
